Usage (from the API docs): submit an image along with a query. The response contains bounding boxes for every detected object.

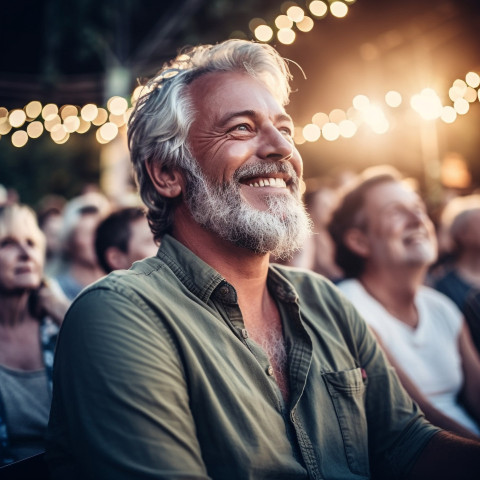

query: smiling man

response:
[46,40,480,479]
[330,166,480,439]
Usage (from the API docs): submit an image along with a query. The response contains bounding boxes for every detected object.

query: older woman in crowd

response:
[0,204,69,466]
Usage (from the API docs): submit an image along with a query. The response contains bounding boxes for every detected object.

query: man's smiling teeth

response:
[248,178,287,188]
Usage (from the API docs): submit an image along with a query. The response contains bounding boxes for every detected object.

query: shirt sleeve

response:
[47,286,210,480]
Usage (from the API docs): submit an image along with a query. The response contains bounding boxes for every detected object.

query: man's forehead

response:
[187,70,287,117]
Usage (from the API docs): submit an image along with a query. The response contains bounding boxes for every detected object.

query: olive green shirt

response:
[46,234,439,479]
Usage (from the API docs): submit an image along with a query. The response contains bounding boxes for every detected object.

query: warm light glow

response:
[309,0,328,17]
[410,88,442,120]
[254,25,274,42]
[322,122,340,141]
[0,118,12,135]
[8,109,27,128]
[329,108,346,123]
[50,124,68,142]
[53,132,70,144]
[312,112,329,127]
[109,113,127,127]
[353,94,370,111]
[107,96,128,115]
[64,115,81,132]
[339,119,357,138]
[440,106,456,124]
[42,103,58,120]
[441,153,471,189]
[0,107,7,118]
[92,108,108,126]
[465,71,480,88]
[303,123,321,142]
[275,15,293,29]
[76,118,91,134]
[60,105,78,120]
[454,98,469,115]
[449,85,464,102]
[287,6,305,23]
[362,105,389,133]
[44,115,61,132]
[296,16,314,32]
[464,87,477,103]
[25,101,42,119]
[27,121,44,138]
[11,130,28,148]
[99,122,119,142]
[81,104,99,122]
[385,90,402,107]
[96,128,109,144]
[330,1,348,18]
[277,28,296,44]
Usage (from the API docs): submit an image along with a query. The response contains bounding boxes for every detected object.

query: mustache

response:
[232,161,299,186]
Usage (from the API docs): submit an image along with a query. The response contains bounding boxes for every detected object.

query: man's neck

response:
[359,265,425,328]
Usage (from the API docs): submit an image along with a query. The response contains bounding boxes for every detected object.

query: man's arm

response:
[407,431,480,480]
[370,326,479,440]
[48,287,209,479]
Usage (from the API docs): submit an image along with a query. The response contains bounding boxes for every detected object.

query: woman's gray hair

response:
[127,39,293,242]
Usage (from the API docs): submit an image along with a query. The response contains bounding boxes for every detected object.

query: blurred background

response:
[1,0,480,213]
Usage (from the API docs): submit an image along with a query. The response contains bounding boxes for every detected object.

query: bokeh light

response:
[8,109,27,128]
[277,28,296,45]
[309,0,328,17]
[286,6,305,23]
[296,16,315,32]
[303,123,321,142]
[254,24,273,42]
[11,130,28,147]
[330,1,348,18]
[385,90,402,107]
[25,101,42,119]
[27,121,44,138]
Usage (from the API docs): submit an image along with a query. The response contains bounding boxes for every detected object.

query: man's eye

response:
[0,238,15,248]
[279,127,292,136]
[232,124,251,132]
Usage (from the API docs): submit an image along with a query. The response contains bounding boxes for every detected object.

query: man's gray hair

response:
[127,39,293,242]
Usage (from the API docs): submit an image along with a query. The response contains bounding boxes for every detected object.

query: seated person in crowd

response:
[329,166,480,439]
[463,289,480,355]
[0,204,69,466]
[432,194,480,311]
[46,40,480,479]
[53,192,111,300]
[94,206,158,274]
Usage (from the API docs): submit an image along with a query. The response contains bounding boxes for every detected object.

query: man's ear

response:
[343,228,371,258]
[146,161,183,199]
[105,246,129,271]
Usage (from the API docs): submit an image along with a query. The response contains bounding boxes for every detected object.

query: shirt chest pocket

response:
[323,368,369,477]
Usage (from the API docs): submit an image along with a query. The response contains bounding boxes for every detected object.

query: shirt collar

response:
[157,235,299,305]
[156,234,225,303]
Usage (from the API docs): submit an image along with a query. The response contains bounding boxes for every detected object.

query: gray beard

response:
[182,159,312,260]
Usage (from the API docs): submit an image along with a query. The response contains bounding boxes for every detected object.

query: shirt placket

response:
[212,280,286,413]
[269,276,323,480]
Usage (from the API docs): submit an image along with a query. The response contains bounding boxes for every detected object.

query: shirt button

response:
[266,365,274,376]
[241,329,248,339]
[219,285,229,296]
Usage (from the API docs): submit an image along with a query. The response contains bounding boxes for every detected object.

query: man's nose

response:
[17,242,32,258]
[258,126,294,161]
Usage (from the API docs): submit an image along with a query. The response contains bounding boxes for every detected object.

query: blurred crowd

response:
[1,163,480,465]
